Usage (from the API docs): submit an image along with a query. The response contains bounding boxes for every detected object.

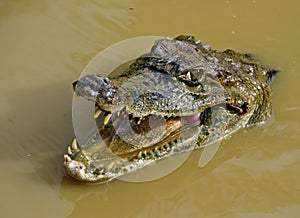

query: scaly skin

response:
[64,35,277,183]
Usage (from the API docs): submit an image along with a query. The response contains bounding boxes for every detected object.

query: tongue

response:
[182,113,201,126]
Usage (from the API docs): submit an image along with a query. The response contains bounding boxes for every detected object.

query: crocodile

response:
[64,35,277,183]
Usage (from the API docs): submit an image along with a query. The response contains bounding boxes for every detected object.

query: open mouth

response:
[63,106,205,183]
[94,107,203,161]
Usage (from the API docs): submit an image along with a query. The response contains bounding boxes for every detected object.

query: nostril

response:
[103,77,111,85]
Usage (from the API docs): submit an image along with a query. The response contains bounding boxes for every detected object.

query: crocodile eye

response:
[177,70,202,87]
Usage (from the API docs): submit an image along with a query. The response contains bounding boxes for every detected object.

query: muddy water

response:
[1,0,299,217]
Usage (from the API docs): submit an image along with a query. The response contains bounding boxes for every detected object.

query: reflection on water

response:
[1,0,300,217]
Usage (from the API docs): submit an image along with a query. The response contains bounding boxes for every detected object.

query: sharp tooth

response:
[71,138,78,150]
[104,113,112,125]
[94,109,101,118]
[64,154,72,162]
[107,162,114,171]
[98,168,105,174]
[67,146,72,155]
[186,72,191,80]
[137,117,141,125]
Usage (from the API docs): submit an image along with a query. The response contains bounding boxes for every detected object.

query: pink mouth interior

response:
[181,113,201,126]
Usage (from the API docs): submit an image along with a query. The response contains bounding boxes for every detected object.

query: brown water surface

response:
[1,0,299,217]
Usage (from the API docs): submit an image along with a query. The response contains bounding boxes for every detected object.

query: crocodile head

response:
[64,35,276,183]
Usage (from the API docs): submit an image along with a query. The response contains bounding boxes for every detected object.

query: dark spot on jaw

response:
[216,71,222,78]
